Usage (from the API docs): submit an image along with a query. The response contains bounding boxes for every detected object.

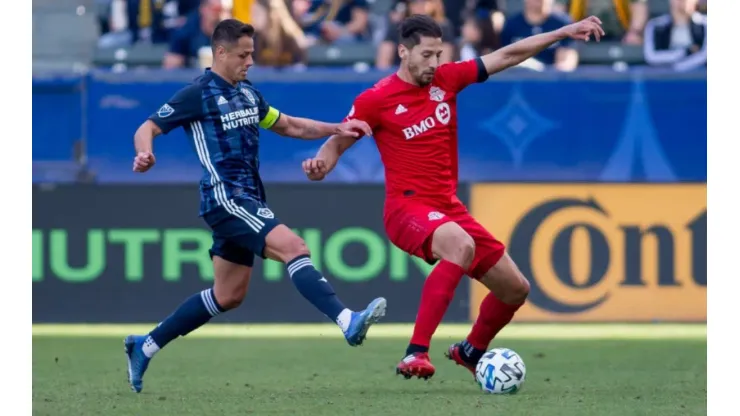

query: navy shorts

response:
[202,198,281,267]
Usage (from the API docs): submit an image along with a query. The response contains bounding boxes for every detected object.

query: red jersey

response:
[344,58,488,202]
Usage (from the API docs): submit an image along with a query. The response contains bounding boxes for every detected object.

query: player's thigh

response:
[429,222,477,268]
[384,200,455,264]
[452,212,507,281]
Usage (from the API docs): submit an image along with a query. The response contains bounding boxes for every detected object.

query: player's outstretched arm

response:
[302,134,357,181]
[269,114,372,140]
[480,16,605,76]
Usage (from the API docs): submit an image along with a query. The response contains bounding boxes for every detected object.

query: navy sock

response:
[460,340,485,364]
[146,288,224,355]
[287,255,347,323]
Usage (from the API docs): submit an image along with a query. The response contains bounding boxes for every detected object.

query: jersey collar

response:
[205,67,238,89]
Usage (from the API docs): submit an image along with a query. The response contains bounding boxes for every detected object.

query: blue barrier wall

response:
[33,68,706,183]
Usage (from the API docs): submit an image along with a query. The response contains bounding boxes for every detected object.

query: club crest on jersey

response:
[241,88,256,105]
[429,86,446,102]
[157,103,175,118]
[257,208,274,219]
[428,211,445,221]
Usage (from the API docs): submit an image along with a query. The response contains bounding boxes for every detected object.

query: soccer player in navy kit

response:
[124,19,387,393]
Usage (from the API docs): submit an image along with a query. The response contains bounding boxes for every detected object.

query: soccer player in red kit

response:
[303,14,604,379]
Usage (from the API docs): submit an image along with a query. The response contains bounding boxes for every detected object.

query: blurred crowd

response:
[95,0,707,71]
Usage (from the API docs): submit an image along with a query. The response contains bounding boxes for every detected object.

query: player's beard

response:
[411,64,435,86]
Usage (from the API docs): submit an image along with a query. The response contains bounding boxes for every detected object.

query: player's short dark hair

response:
[399,14,443,49]
[211,19,255,50]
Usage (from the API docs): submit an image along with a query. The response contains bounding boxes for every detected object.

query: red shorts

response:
[383,197,506,280]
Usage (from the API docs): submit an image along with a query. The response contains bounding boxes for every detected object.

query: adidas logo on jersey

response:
[395,104,407,115]
[217,96,228,105]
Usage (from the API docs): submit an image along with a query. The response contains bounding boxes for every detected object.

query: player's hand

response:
[133,151,156,173]
[559,16,605,42]
[336,119,372,138]
[302,158,328,181]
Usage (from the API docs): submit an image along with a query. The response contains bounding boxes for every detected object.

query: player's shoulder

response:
[170,79,205,102]
[435,59,478,78]
[354,76,394,104]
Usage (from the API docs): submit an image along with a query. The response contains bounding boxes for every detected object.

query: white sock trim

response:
[287,258,313,278]
[200,289,221,317]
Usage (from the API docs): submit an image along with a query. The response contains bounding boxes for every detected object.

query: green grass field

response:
[32,324,707,416]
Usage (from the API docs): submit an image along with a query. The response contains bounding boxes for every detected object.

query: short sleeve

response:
[343,90,380,138]
[254,90,282,129]
[435,58,488,94]
[148,84,204,134]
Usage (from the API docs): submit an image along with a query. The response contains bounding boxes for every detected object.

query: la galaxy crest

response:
[241,88,256,106]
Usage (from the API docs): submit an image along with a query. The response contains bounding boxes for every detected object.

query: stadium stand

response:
[29,0,693,71]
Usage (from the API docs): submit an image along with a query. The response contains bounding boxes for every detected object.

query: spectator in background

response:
[163,0,226,69]
[644,0,706,71]
[293,0,370,45]
[253,0,308,67]
[232,0,257,24]
[375,0,455,69]
[459,13,500,61]
[127,0,169,43]
[556,0,648,44]
[500,0,579,71]
[444,0,503,38]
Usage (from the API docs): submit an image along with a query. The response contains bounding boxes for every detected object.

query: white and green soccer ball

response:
[475,348,527,394]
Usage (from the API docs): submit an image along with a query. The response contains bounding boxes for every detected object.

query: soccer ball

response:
[475,348,526,394]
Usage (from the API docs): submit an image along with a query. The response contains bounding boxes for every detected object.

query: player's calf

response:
[457,253,529,366]
[404,222,474,359]
[264,225,385,345]
[124,258,249,392]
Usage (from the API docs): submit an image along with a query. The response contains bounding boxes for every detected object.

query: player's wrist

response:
[553,27,568,40]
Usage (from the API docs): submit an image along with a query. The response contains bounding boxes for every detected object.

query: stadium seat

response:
[306,43,377,66]
[93,43,170,68]
[576,41,645,66]
[33,8,99,71]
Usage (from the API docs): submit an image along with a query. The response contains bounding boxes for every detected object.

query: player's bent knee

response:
[507,276,530,304]
[497,272,529,305]
[214,289,246,310]
[279,237,310,262]
[265,225,311,263]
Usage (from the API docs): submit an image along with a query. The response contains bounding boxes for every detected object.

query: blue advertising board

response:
[32,68,706,183]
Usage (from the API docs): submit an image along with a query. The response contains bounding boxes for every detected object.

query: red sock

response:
[466,292,523,350]
[409,260,466,349]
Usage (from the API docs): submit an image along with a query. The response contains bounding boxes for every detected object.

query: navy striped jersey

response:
[148,69,281,216]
